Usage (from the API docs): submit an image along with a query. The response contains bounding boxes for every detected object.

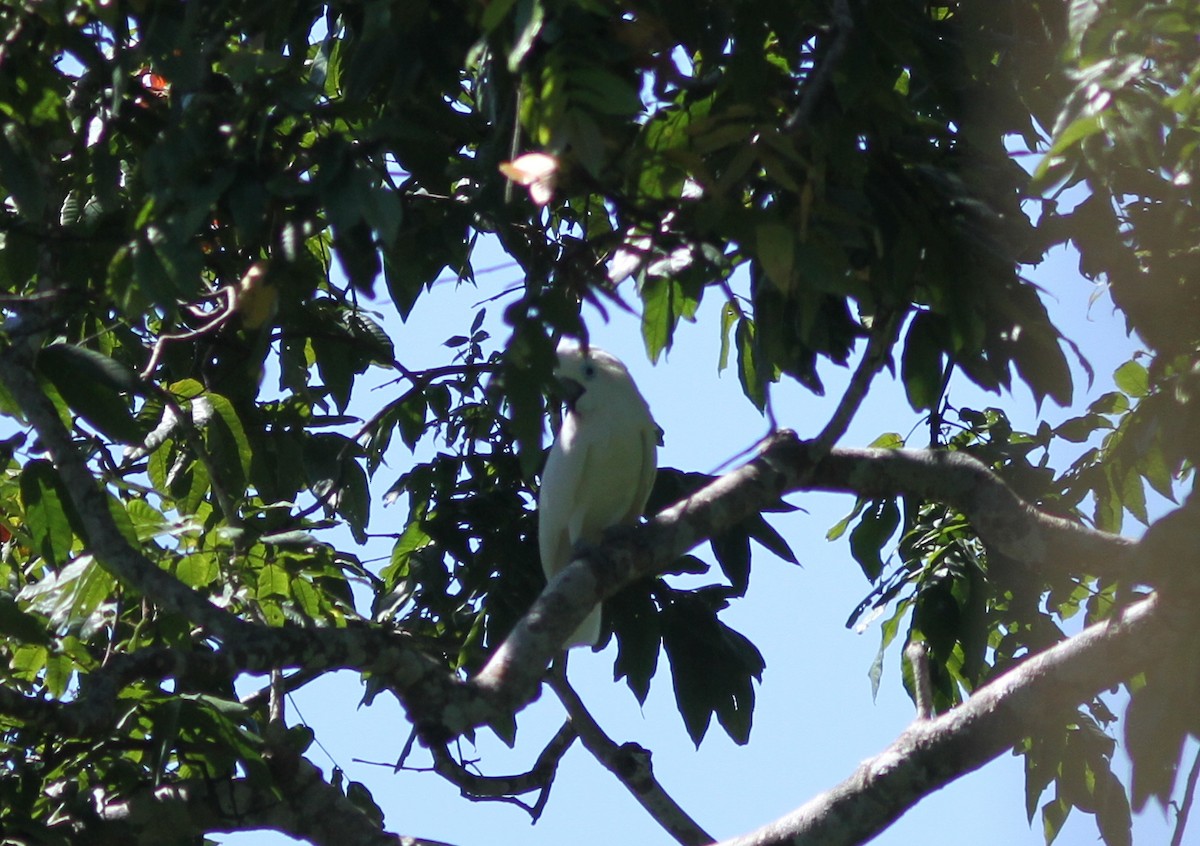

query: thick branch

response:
[716,593,1179,846]
[471,432,1136,729]
[90,750,457,846]
[802,444,1139,581]
[549,672,714,846]
[2,349,1148,765]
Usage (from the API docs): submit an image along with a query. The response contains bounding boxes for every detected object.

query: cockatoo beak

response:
[552,376,586,412]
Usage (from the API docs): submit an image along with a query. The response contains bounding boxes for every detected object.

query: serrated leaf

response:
[610,586,661,704]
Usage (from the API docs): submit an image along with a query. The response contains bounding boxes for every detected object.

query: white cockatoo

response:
[537,342,659,649]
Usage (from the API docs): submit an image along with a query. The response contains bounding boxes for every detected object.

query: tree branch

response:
[90,749,458,846]
[548,671,715,846]
[810,306,903,456]
[423,721,577,818]
[471,432,1137,730]
[717,592,1182,846]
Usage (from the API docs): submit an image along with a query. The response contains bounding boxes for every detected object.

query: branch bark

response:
[715,593,1183,846]
[471,432,1137,731]
[89,749,457,846]
[548,672,715,846]
[4,339,1167,846]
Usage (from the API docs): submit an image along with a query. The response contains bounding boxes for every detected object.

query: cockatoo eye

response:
[582,363,597,378]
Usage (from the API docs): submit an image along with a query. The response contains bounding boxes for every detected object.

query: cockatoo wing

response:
[622,425,659,525]
[537,435,585,580]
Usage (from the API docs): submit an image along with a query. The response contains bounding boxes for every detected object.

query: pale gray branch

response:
[715,593,1178,846]
[473,431,1137,728]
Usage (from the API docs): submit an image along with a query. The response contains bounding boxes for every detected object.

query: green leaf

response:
[901,312,944,411]
[205,393,253,486]
[718,301,738,372]
[20,459,76,568]
[291,577,323,619]
[481,0,518,30]
[609,585,661,704]
[1041,794,1071,844]
[176,552,219,588]
[1087,391,1129,415]
[756,223,794,292]
[106,493,141,550]
[335,458,371,543]
[0,595,51,644]
[735,318,766,411]
[18,555,115,639]
[0,124,46,218]
[1121,469,1147,525]
[743,514,799,565]
[827,497,867,541]
[1113,360,1148,398]
[257,563,291,599]
[1054,413,1113,443]
[38,344,142,444]
[661,591,763,747]
[710,530,751,595]
[868,432,905,449]
[508,0,545,71]
[641,275,676,363]
[849,499,900,581]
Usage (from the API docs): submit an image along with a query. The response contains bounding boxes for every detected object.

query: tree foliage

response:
[0,1,1198,845]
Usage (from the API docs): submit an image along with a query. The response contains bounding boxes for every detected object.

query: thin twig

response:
[1171,744,1200,846]
[810,306,903,456]
[784,0,854,135]
[371,723,577,821]
[547,670,714,846]
[140,285,239,379]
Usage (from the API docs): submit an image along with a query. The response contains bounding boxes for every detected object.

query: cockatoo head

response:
[552,341,648,417]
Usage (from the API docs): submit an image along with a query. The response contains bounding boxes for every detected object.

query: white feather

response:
[538,342,658,648]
